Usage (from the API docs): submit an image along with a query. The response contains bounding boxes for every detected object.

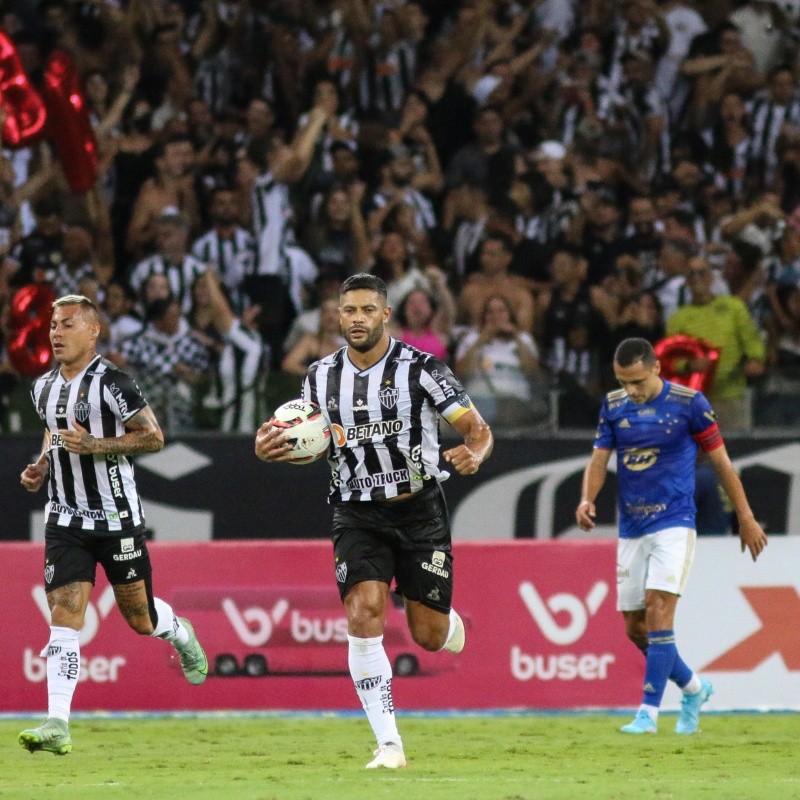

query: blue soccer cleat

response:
[620,709,657,734]
[676,678,714,734]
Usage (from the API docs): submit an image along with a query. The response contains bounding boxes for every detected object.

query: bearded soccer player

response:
[575,337,767,734]
[255,273,493,768]
[18,295,207,755]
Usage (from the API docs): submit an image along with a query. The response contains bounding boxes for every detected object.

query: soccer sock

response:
[642,629,678,714]
[442,608,459,649]
[151,597,189,647]
[348,634,400,747]
[40,626,80,723]
[635,641,700,691]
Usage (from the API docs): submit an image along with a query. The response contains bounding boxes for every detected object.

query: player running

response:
[18,294,207,755]
[256,273,493,767]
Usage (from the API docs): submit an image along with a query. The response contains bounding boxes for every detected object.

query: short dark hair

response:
[614,337,656,368]
[340,273,388,300]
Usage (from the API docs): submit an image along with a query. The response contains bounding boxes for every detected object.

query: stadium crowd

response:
[3,0,800,434]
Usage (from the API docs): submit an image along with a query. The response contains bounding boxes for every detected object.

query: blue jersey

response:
[593,380,721,538]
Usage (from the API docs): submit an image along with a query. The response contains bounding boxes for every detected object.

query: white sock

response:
[641,703,659,722]
[39,626,80,723]
[151,597,189,647]
[348,634,401,747]
[442,608,459,649]
[682,674,702,695]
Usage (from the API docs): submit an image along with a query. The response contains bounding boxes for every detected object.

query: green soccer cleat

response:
[176,617,208,685]
[18,718,72,755]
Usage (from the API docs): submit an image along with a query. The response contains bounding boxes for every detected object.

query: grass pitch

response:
[1,713,798,800]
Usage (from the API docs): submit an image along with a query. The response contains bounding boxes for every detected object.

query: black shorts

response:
[331,484,453,613]
[44,524,153,593]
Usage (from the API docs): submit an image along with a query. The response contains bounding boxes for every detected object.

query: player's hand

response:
[60,421,97,455]
[254,421,295,462]
[738,514,768,562]
[575,499,596,531]
[20,461,48,492]
[442,444,482,476]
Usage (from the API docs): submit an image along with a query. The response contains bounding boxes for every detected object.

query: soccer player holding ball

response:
[575,338,767,735]
[255,274,493,768]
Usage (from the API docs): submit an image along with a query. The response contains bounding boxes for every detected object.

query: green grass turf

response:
[1,714,798,800]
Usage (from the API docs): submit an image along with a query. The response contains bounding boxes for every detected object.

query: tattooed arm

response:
[60,406,165,456]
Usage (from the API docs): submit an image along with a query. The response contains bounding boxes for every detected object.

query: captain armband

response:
[693,423,723,453]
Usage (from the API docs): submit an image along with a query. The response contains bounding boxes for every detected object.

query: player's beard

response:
[345,322,384,353]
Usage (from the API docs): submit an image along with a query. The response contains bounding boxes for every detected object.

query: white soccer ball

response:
[270,399,331,464]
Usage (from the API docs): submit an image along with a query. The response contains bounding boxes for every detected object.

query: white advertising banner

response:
[665,538,800,710]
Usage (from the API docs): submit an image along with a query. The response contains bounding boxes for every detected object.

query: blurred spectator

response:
[119,296,210,432]
[453,294,547,429]
[697,91,757,201]
[729,1,791,76]
[446,106,518,203]
[191,186,255,313]
[759,282,800,424]
[458,234,534,332]
[100,280,142,355]
[570,185,626,286]
[282,297,345,378]
[622,194,664,282]
[129,210,206,314]
[370,231,429,310]
[747,65,800,187]
[126,134,199,258]
[387,90,444,195]
[442,180,491,282]
[52,224,95,298]
[302,184,371,282]
[598,50,670,182]
[5,195,63,287]
[666,255,766,429]
[391,267,456,362]
[366,144,437,237]
[191,271,268,433]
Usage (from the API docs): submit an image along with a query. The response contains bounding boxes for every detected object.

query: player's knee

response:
[345,593,384,635]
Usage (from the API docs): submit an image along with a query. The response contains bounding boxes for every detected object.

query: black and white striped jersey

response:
[31,355,148,533]
[303,339,473,502]
[191,227,255,297]
[128,253,207,314]
[747,95,800,184]
[251,171,293,277]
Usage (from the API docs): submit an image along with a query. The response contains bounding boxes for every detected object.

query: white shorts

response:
[617,527,697,612]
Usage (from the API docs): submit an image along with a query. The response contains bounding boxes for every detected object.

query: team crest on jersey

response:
[73,402,91,423]
[44,564,54,584]
[336,561,347,583]
[378,386,399,409]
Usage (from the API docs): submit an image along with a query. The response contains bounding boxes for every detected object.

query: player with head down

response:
[575,337,767,734]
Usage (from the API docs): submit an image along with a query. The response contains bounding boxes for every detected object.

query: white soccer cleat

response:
[365,742,407,769]
[443,609,465,654]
